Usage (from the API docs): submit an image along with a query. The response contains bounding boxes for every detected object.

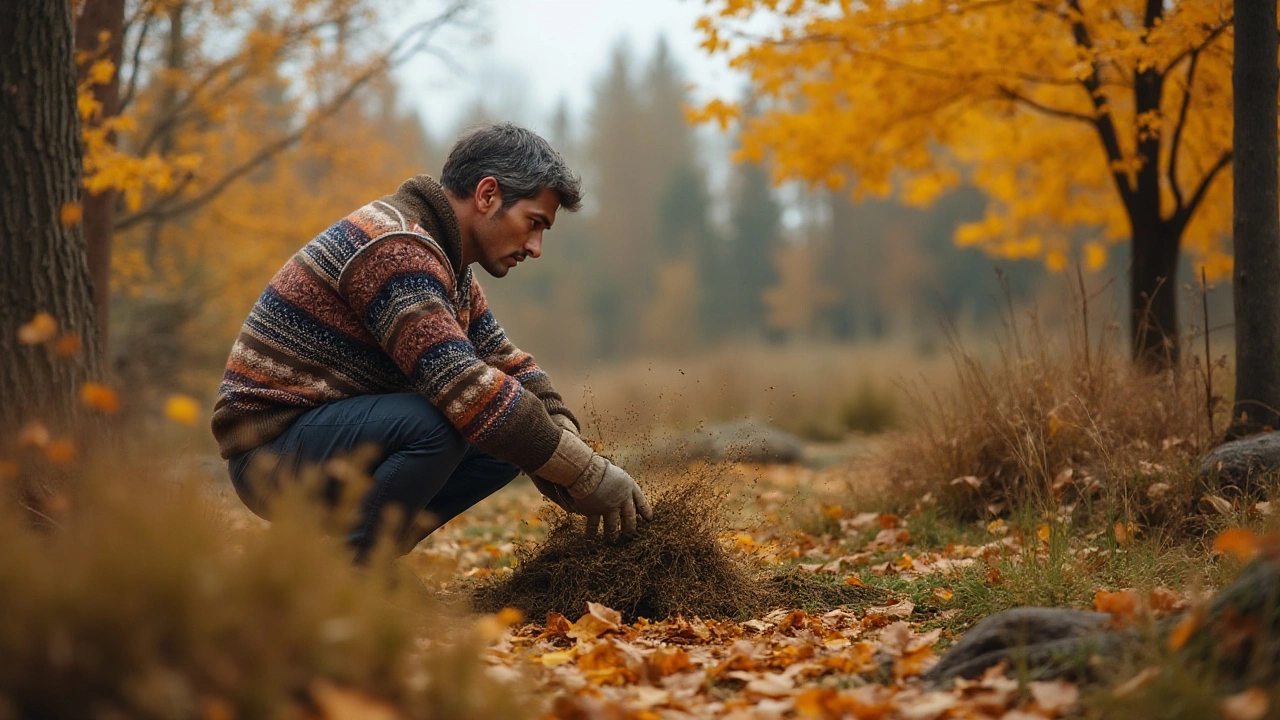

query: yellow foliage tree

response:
[74,0,469,347]
[695,0,1238,368]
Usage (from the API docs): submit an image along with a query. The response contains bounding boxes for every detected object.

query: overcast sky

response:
[388,0,742,141]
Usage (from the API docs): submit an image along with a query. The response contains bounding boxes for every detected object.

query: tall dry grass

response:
[0,447,526,720]
[557,343,949,445]
[879,277,1233,528]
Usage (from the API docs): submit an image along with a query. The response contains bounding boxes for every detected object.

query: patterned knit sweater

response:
[211,175,575,473]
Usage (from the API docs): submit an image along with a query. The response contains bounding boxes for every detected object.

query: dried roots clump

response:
[473,474,886,622]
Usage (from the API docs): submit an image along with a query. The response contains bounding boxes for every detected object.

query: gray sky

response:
[389,0,742,141]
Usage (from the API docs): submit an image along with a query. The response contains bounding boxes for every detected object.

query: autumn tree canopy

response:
[695,0,1237,367]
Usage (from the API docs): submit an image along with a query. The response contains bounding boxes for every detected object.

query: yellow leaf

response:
[18,312,58,345]
[932,587,955,603]
[538,648,576,668]
[1036,524,1051,543]
[844,575,864,587]
[164,394,201,425]
[88,58,115,85]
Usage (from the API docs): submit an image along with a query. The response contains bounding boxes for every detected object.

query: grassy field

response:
[5,312,1280,718]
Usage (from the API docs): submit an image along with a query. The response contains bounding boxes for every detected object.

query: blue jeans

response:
[227,393,521,560]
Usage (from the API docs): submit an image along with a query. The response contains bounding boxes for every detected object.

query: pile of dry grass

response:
[472,473,887,623]
[880,278,1227,525]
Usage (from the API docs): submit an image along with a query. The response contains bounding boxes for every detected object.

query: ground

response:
[347,444,1223,720]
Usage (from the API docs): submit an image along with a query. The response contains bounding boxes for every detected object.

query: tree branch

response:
[1067,0,1135,209]
[1167,50,1199,214]
[1162,15,1233,75]
[996,85,1096,123]
[1171,150,1232,234]
[114,2,470,231]
[116,8,153,114]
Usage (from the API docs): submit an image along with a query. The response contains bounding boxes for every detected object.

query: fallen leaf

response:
[538,648,576,668]
[931,587,955,603]
[1221,687,1270,720]
[1113,520,1133,547]
[1214,528,1260,561]
[577,640,638,685]
[1203,494,1234,515]
[1146,587,1183,615]
[1111,667,1161,698]
[1093,589,1140,626]
[539,611,572,640]
[844,575,864,587]
[645,647,692,679]
[1036,524,1051,543]
[1029,679,1079,714]
[311,681,400,720]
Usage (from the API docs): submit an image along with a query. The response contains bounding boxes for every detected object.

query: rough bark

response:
[74,0,126,350]
[0,0,102,436]
[1228,0,1280,436]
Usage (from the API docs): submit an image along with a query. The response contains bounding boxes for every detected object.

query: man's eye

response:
[530,219,539,230]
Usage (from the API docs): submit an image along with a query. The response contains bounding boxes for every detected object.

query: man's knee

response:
[376,394,466,459]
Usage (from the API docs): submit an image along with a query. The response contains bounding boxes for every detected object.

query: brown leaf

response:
[539,611,572,640]
[644,647,693,679]
[1029,679,1079,714]
[568,601,622,643]
[1146,587,1184,615]
[576,640,639,685]
[1093,589,1140,626]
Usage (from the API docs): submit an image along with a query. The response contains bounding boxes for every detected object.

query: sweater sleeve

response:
[339,235,562,470]
[467,276,580,431]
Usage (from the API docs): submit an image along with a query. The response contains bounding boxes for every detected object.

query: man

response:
[212,122,651,559]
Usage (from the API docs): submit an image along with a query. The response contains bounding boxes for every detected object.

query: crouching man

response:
[211,122,651,560]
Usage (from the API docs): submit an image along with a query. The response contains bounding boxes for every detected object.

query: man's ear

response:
[476,176,501,213]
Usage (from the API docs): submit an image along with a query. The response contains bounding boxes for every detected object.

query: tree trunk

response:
[1229,0,1280,437]
[74,0,126,354]
[0,0,102,436]
[1130,221,1181,370]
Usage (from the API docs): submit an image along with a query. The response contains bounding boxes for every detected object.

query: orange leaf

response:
[1167,610,1201,651]
[568,601,622,643]
[645,647,693,679]
[932,587,955,602]
[59,201,82,226]
[844,575,864,587]
[44,439,77,464]
[17,312,58,345]
[1093,589,1140,626]
[53,333,81,357]
[1214,528,1261,561]
[80,382,120,414]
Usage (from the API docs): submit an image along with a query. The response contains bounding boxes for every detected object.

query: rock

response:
[923,608,1116,684]
[681,420,805,464]
[1199,433,1280,491]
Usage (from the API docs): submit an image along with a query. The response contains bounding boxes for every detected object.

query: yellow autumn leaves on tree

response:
[695,0,1237,280]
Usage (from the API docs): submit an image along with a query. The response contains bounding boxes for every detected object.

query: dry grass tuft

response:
[472,471,888,622]
[880,278,1228,526]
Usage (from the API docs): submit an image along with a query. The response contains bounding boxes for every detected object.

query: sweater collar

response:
[381,174,464,275]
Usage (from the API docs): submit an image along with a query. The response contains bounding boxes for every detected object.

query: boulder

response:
[681,419,805,464]
[1199,432,1280,491]
[922,608,1116,684]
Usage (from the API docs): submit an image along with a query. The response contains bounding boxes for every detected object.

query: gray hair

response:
[441,122,582,212]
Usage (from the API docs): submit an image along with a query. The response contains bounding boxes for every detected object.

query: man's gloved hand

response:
[567,456,653,539]
[531,474,575,512]
[533,429,653,540]
[551,414,579,435]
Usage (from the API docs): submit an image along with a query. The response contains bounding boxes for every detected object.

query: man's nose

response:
[524,234,542,259]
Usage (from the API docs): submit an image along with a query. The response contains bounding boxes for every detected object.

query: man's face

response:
[472,185,560,278]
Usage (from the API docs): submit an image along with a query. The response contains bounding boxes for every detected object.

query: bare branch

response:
[1170,150,1232,234]
[117,8,153,113]
[1167,50,1199,214]
[997,85,1096,123]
